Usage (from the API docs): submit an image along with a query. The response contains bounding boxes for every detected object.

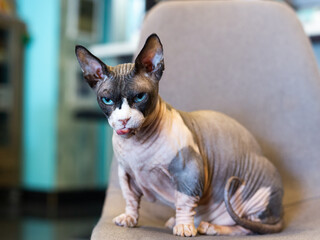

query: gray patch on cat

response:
[168,146,204,197]
[259,188,283,224]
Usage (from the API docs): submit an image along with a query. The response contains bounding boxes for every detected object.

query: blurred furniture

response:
[92,1,320,239]
[0,14,25,188]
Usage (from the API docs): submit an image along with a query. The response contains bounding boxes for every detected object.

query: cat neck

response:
[135,96,171,144]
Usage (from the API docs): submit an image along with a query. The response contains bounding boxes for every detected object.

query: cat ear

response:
[135,33,164,81]
[75,45,110,89]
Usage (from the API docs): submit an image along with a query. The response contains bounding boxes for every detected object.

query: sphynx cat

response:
[75,34,284,237]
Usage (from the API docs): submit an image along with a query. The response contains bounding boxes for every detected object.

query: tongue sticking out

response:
[116,128,131,135]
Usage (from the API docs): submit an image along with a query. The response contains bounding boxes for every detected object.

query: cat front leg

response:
[113,165,141,227]
[173,191,199,237]
[168,147,204,237]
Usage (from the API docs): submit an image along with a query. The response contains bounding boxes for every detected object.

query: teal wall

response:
[17,0,60,190]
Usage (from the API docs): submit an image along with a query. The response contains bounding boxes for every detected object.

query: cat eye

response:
[133,93,147,103]
[101,97,114,105]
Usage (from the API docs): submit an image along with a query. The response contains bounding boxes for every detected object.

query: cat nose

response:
[119,118,130,126]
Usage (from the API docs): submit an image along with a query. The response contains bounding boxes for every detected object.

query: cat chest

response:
[114,137,179,204]
[112,115,200,203]
[113,135,180,174]
[112,113,199,172]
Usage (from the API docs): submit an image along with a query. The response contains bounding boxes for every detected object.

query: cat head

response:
[75,34,164,138]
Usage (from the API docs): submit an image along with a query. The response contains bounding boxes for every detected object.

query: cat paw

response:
[197,221,218,235]
[198,221,252,236]
[173,224,197,237]
[165,217,176,229]
[112,213,138,227]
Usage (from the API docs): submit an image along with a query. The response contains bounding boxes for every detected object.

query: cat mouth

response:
[116,128,133,136]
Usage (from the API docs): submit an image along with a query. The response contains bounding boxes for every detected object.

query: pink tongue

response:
[116,129,130,135]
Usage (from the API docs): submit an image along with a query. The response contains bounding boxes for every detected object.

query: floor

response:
[1,216,98,240]
[0,189,105,240]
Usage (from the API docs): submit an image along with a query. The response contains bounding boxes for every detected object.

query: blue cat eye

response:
[101,97,114,105]
[134,93,147,103]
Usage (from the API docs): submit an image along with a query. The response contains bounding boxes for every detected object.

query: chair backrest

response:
[135,0,320,205]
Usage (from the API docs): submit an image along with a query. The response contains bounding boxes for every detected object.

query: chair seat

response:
[92,186,320,240]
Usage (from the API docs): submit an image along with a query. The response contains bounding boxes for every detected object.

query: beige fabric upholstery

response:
[92,1,320,239]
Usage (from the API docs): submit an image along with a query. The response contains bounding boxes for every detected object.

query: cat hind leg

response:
[197,221,252,236]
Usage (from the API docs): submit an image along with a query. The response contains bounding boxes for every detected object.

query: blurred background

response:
[0,0,319,239]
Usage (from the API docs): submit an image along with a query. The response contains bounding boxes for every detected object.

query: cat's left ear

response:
[135,33,164,81]
[75,45,111,90]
